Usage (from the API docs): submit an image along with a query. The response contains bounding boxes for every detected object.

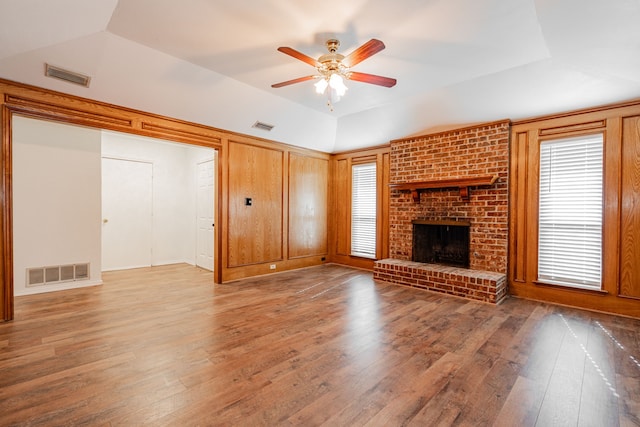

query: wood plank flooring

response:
[1,263,639,426]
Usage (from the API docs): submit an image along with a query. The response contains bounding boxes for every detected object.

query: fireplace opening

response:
[412,220,470,268]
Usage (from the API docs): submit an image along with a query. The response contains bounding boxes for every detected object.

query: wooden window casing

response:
[351,162,377,258]
[509,100,640,318]
[328,147,390,269]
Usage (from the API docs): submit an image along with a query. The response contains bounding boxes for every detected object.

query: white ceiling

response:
[1,0,639,153]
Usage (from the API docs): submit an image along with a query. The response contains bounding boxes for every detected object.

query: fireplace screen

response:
[412,220,470,268]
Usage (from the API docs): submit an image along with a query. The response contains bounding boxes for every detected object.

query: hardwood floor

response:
[1,264,639,426]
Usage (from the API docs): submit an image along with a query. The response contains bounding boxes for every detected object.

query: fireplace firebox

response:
[412,220,470,268]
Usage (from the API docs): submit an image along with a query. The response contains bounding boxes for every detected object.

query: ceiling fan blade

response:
[348,72,397,88]
[277,47,319,67]
[344,39,386,67]
[271,75,316,88]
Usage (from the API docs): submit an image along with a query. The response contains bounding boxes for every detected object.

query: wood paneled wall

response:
[227,142,284,267]
[510,100,640,318]
[621,116,640,299]
[328,146,390,269]
[222,136,329,281]
[0,78,329,320]
[288,153,328,259]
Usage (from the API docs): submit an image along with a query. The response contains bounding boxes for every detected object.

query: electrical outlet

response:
[270,264,276,270]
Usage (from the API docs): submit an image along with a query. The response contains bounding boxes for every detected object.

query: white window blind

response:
[538,134,603,289]
[351,163,377,258]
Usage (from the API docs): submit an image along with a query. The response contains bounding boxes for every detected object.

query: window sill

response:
[533,280,608,295]
[350,253,376,260]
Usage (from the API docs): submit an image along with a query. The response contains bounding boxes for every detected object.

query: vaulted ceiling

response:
[1,0,639,153]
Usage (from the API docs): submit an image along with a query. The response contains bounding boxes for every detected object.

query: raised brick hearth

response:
[374,259,507,304]
[375,120,510,304]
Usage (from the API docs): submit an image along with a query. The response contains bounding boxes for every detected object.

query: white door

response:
[196,159,214,271]
[102,158,153,271]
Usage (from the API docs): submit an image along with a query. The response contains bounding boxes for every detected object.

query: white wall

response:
[13,116,102,296]
[101,131,213,268]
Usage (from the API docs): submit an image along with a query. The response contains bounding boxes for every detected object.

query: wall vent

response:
[44,63,91,87]
[28,268,45,287]
[252,121,275,132]
[26,263,90,287]
[60,265,75,281]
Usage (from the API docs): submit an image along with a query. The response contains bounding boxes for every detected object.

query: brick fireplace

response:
[373,120,510,303]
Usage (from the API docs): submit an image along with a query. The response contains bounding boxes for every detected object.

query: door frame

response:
[1,80,224,321]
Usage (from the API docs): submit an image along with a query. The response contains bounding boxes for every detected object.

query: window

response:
[538,134,603,289]
[351,163,377,258]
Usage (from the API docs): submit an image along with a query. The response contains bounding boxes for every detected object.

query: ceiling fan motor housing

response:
[318,39,346,75]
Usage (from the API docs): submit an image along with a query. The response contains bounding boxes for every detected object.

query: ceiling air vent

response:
[44,63,91,87]
[252,121,275,132]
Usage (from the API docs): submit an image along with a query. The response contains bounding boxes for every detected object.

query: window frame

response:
[536,133,604,290]
[350,161,377,259]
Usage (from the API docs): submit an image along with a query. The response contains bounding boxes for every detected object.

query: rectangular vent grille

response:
[26,263,90,287]
[252,121,275,132]
[44,63,91,87]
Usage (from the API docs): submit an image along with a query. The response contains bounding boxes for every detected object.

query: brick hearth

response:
[374,259,507,304]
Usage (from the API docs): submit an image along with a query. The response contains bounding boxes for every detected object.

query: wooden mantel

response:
[389,175,499,202]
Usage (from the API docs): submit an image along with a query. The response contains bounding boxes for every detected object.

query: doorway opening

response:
[12,116,218,297]
[100,130,216,274]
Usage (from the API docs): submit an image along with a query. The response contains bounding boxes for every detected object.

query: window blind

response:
[351,163,377,258]
[538,134,603,289]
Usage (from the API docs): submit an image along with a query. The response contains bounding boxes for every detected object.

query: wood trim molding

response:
[538,120,606,137]
[5,94,133,129]
[331,143,391,157]
[0,77,321,151]
[139,121,223,146]
[512,98,640,127]
[1,105,13,320]
[389,175,499,202]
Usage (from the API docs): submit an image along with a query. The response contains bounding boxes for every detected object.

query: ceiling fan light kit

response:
[272,38,396,110]
[328,73,348,96]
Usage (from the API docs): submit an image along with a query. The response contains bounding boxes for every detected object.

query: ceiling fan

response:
[271,38,397,108]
